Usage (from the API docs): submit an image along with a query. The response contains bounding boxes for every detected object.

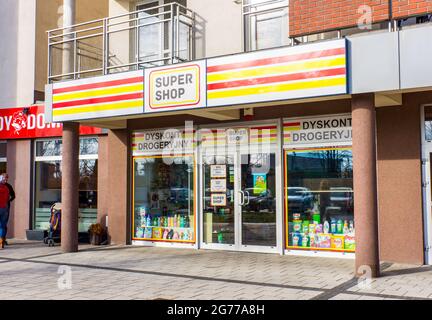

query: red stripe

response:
[284,122,301,127]
[53,76,144,94]
[208,68,346,91]
[207,48,345,73]
[53,92,143,109]
[250,134,278,138]
[251,126,277,130]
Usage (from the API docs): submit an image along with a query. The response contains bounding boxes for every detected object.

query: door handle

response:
[239,190,245,206]
[245,190,250,205]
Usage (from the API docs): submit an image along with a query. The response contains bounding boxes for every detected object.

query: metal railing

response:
[48,2,196,82]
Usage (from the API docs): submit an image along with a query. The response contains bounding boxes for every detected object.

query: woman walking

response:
[0,175,10,249]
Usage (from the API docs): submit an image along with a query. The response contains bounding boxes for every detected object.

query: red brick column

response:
[352,94,380,278]
[61,122,80,253]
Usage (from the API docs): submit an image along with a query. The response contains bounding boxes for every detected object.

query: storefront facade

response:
[41,0,432,276]
[0,105,105,239]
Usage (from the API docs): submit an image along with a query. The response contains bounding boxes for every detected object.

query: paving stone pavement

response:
[0,240,431,300]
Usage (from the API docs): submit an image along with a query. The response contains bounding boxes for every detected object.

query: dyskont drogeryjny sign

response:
[0,105,102,139]
[283,114,352,147]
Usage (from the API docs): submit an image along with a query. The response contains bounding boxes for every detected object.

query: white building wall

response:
[0,0,36,108]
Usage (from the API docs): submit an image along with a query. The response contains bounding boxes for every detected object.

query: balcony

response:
[48,2,196,83]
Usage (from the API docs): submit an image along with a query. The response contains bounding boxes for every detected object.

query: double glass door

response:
[201,148,279,252]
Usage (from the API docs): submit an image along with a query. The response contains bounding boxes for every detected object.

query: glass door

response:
[200,146,280,253]
[202,152,237,249]
[240,151,277,250]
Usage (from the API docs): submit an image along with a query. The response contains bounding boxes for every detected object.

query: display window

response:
[33,137,99,232]
[132,154,196,243]
[284,147,354,252]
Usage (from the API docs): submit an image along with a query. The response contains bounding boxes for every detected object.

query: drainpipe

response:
[388,0,394,31]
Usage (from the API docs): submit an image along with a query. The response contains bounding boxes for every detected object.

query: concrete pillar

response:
[62,0,76,78]
[61,122,80,253]
[107,129,129,244]
[352,94,380,278]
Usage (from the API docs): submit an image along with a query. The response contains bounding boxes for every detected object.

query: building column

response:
[352,93,380,278]
[107,129,129,245]
[61,122,79,253]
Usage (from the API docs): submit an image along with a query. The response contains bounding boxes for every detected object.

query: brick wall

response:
[392,0,432,19]
[289,0,432,37]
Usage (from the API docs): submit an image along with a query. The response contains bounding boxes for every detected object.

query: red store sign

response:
[0,105,102,140]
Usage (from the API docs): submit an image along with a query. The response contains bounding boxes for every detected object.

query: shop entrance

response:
[199,128,281,253]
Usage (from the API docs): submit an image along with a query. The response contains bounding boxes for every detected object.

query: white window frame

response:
[242,0,290,52]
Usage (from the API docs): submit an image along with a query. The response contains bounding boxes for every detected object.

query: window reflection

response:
[286,148,355,252]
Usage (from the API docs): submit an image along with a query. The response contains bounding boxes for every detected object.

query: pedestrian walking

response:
[2,173,15,245]
[0,175,10,249]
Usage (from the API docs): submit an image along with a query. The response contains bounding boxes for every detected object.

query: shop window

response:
[133,155,195,243]
[243,0,289,51]
[285,148,355,252]
[33,138,99,232]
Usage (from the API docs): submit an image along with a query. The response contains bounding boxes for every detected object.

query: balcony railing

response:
[48,2,196,82]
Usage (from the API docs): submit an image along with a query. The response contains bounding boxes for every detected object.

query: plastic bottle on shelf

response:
[174,215,178,228]
[343,220,349,234]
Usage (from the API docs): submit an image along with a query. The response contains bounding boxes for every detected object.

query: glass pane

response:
[0,142,7,158]
[241,153,276,246]
[36,140,62,157]
[34,161,62,230]
[425,106,432,141]
[34,160,98,232]
[133,156,195,242]
[286,149,355,252]
[138,2,164,65]
[0,162,7,175]
[80,137,99,155]
[203,154,235,245]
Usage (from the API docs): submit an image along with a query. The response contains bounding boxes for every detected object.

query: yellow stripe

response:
[207,57,346,83]
[284,127,301,132]
[208,77,346,100]
[53,99,143,116]
[53,84,144,102]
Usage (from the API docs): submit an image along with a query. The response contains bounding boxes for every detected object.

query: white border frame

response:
[282,113,354,258]
[421,104,432,265]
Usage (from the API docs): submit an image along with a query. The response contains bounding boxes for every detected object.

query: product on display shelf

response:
[293,213,301,220]
[312,213,321,224]
[136,227,144,239]
[163,229,169,239]
[336,219,343,234]
[302,220,310,234]
[293,220,302,233]
[153,227,162,239]
[173,231,180,240]
[309,234,316,248]
[343,220,349,234]
[144,227,153,239]
[331,235,345,249]
[317,233,332,248]
[315,224,323,233]
[344,235,356,250]
[308,223,316,234]
[323,221,330,234]
[330,219,337,234]
[349,221,355,234]
[292,233,301,246]
[167,229,174,239]
[301,234,309,247]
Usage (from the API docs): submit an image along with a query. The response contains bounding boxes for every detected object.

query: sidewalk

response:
[0,240,430,300]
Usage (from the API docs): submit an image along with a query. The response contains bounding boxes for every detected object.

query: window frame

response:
[242,0,290,52]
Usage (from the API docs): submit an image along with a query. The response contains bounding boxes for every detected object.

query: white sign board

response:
[210,165,227,178]
[211,179,227,193]
[145,61,206,113]
[211,194,227,207]
[132,129,194,155]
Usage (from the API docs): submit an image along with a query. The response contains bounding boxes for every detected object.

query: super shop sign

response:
[283,114,352,146]
[145,61,206,113]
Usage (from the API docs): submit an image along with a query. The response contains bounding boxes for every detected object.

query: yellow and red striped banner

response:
[52,71,144,122]
[207,39,347,107]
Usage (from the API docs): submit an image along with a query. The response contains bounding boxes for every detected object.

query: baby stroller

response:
[43,203,62,247]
